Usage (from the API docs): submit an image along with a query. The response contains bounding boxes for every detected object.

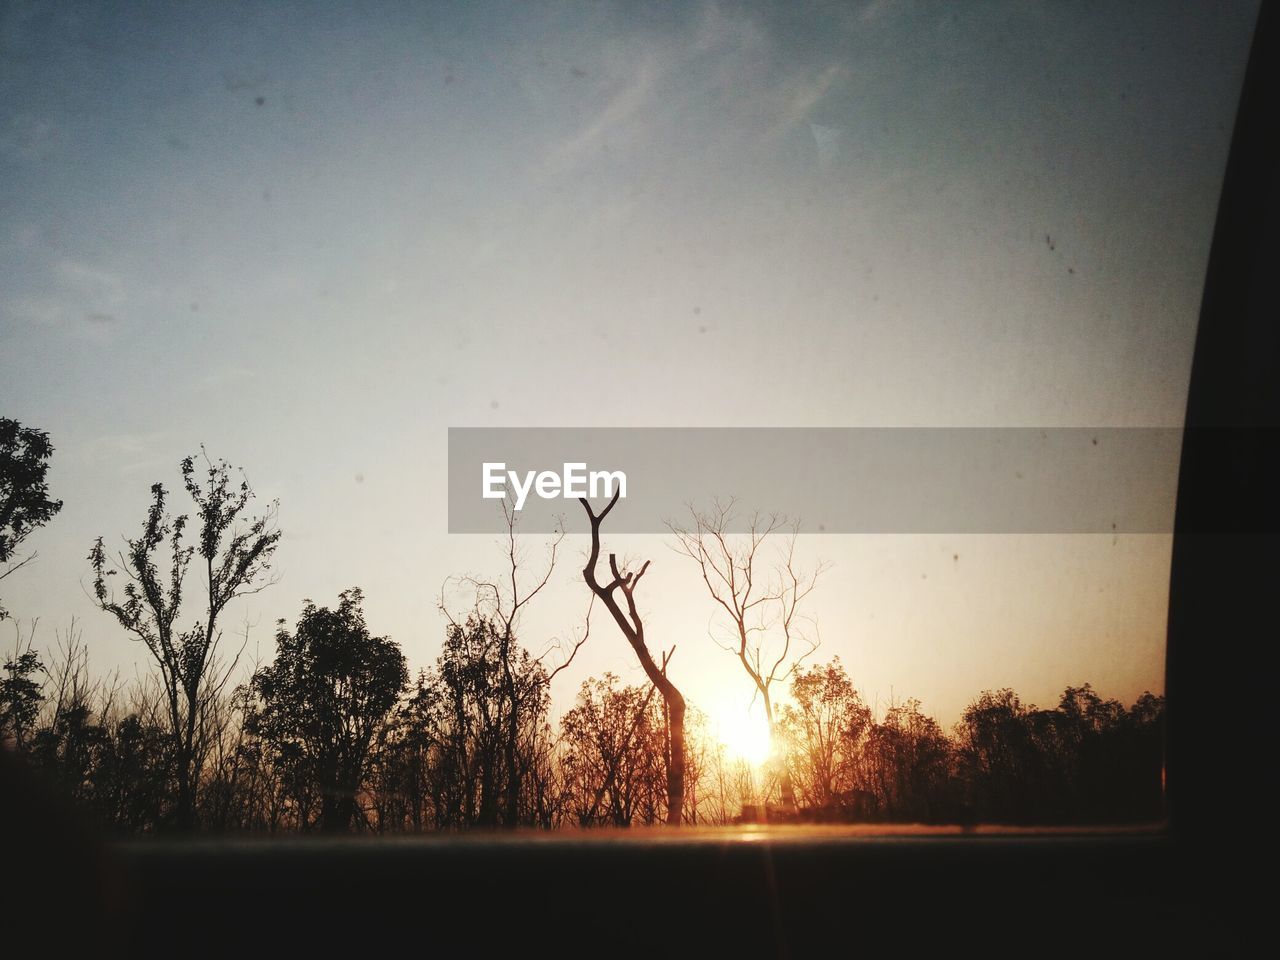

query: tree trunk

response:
[664,690,686,825]
[763,695,796,812]
[501,634,521,827]
[579,493,686,825]
[321,791,356,833]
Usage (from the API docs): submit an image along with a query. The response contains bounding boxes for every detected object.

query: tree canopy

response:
[0,417,64,620]
[249,588,408,832]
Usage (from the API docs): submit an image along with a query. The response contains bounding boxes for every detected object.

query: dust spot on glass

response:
[254,96,265,107]
[490,400,499,410]
[355,473,364,484]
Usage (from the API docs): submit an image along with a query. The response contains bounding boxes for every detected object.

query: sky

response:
[0,1,1261,740]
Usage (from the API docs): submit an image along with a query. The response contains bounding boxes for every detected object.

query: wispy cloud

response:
[539,2,849,176]
[543,55,662,174]
[764,62,846,142]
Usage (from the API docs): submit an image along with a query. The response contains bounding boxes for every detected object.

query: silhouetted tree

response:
[18,625,174,833]
[1043,685,1164,822]
[0,418,64,622]
[89,450,281,829]
[1,624,44,749]
[955,689,1036,821]
[673,707,713,825]
[363,674,431,832]
[953,685,1164,824]
[408,613,553,829]
[91,701,173,834]
[669,500,825,810]
[581,491,687,825]
[1118,691,1166,821]
[25,625,115,816]
[864,698,955,821]
[780,658,872,812]
[200,674,267,833]
[438,497,581,828]
[560,673,667,826]
[247,589,407,833]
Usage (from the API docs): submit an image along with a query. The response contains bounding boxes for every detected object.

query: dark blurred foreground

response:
[0,779,1237,956]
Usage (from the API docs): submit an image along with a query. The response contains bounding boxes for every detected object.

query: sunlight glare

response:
[717,707,774,767]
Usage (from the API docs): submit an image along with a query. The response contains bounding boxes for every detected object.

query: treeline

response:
[2,619,1164,833]
[0,422,1165,834]
[780,660,1164,825]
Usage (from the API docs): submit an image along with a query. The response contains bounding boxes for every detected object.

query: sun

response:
[716,707,774,767]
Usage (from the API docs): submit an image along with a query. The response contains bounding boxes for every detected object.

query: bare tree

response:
[197,623,263,832]
[559,672,665,826]
[668,498,826,811]
[439,496,584,827]
[89,450,280,829]
[579,490,686,825]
